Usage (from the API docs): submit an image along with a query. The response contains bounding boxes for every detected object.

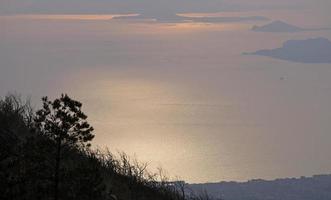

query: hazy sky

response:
[1,0,330,14]
[1,0,331,183]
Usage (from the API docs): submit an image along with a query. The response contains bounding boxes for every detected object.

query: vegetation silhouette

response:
[0,94,218,200]
[34,94,94,200]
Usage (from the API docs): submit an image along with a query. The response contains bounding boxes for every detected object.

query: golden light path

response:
[58,69,244,183]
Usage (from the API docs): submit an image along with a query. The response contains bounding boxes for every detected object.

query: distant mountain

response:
[252,20,305,32]
[246,37,331,63]
[188,174,331,200]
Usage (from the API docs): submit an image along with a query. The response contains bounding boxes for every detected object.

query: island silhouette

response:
[245,37,331,63]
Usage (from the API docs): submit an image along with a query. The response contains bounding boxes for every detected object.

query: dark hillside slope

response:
[0,95,209,200]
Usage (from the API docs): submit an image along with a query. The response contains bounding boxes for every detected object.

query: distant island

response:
[245,37,331,63]
[252,21,307,32]
[252,20,331,33]
[252,20,305,32]
[188,174,331,200]
[113,13,268,23]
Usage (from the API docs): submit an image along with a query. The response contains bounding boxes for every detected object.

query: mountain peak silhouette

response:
[252,20,304,32]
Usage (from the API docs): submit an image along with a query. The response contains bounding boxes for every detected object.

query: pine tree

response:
[35,94,94,200]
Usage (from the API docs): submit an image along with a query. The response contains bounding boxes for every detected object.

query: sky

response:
[1,0,331,183]
[0,0,330,14]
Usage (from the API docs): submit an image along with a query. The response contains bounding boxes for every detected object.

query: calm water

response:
[1,11,331,183]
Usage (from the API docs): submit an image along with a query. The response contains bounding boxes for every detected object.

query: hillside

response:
[0,94,210,200]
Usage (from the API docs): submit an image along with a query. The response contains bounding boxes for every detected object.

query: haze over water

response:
[1,0,331,183]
